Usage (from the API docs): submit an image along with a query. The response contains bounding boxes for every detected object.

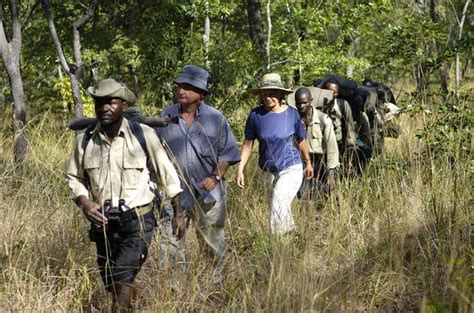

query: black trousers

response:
[89,210,156,292]
[299,154,329,199]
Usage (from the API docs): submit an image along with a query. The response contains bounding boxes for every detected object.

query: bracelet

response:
[303,159,311,163]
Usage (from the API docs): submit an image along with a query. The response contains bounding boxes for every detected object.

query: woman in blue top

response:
[236,73,314,235]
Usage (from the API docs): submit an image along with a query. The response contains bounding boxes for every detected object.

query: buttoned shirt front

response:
[66,118,182,209]
[156,102,240,208]
[306,107,340,169]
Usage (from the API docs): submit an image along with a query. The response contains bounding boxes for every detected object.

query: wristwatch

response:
[212,174,221,182]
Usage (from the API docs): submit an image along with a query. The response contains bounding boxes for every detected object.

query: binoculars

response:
[102,199,131,222]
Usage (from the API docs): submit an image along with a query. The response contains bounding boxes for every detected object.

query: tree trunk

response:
[265,0,271,68]
[203,0,210,68]
[455,0,471,100]
[429,0,449,96]
[43,0,97,117]
[346,37,357,78]
[0,0,28,164]
[246,0,265,58]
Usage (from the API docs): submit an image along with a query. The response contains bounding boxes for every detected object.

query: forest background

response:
[0,0,472,311]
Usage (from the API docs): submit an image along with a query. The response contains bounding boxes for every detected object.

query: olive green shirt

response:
[306,107,340,169]
[322,98,357,149]
[65,118,182,209]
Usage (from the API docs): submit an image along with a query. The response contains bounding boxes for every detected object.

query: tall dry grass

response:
[0,106,471,312]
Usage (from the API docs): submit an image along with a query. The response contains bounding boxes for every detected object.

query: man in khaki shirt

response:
[321,79,357,165]
[65,78,184,311]
[295,87,339,198]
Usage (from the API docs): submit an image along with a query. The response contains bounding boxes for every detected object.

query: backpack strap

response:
[129,121,160,184]
[129,121,149,160]
[80,124,97,186]
[81,124,97,152]
[337,99,348,145]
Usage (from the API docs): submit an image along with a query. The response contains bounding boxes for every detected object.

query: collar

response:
[308,106,321,125]
[179,101,204,117]
[96,117,127,142]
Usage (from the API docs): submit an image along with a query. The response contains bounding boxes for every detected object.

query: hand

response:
[200,176,217,192]
[171,194,187,239]
[236,170,245,189]
[305,162,314,180]
[80,199,107,226]
[172,215,187,240]
[326,168,336,192]
[168,115,179,124]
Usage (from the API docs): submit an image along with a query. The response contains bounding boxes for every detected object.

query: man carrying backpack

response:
[65,78,184,311]
[294,87,339,199]
[321,77,357,171]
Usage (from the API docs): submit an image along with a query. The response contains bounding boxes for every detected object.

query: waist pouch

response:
[89,209,156,242]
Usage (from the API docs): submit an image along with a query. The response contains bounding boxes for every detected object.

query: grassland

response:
[0,103,471,311]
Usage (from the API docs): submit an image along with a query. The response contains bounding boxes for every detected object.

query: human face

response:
[176,83,203,106]
[325,83,339,98]
[295,94,313,116]
[94,97,127,126]
[260,89,284,109]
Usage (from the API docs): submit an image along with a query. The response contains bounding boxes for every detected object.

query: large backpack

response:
[287,86,334,109]
[319,75,358,106]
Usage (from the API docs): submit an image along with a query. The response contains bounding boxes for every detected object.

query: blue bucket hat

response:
[174,65,209,93]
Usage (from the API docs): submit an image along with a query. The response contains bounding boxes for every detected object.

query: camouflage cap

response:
[87,78,136,104]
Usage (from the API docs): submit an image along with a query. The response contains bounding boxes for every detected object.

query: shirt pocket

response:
[123,156,147,190]
[198,136,218,161]
[309,125,324,154]
[83,158,101,192]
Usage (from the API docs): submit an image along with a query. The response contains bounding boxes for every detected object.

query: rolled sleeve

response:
[322,115,340,169]
[65,133,90,200]
[217,119,241,164]
[143,126,183,199]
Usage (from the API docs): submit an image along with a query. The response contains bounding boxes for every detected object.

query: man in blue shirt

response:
[156,65,240,283]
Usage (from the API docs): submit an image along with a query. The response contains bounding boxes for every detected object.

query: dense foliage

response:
[0,0,471,121]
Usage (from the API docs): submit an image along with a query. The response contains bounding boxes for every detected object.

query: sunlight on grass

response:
[0,109,471,311]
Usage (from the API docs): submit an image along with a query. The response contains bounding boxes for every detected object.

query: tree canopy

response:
[0,0,471,121]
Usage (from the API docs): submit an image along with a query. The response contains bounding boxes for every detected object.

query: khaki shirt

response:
[306,107,340,169]
[65,119,182,209]
[322,98,357,148]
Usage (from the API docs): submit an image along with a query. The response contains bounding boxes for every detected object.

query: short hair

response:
[324,76,340,87]
[295,87,312,100]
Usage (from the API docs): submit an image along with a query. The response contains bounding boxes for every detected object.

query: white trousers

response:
[264,164,303,235]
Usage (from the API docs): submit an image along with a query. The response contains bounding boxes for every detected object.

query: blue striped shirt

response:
[156,102,240,208]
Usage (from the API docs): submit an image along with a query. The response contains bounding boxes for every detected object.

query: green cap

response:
[87,78,136,104]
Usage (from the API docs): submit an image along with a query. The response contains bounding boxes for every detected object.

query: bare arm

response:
[236,139,254,188]
[298,139,314,180]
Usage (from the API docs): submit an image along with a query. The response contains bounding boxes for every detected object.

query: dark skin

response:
[295,88,337,192]
[295,90,313,126]
[324,82,339,98]
[176,83,230,192]
[75,96,186,239]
